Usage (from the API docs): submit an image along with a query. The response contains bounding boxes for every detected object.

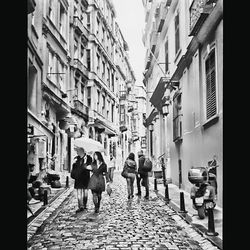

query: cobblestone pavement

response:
[27,173,220,250]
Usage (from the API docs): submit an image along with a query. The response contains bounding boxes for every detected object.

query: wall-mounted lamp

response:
[162,103,169,116]
[149,123,154,131]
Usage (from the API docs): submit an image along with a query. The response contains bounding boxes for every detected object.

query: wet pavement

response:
[27,172,220,250]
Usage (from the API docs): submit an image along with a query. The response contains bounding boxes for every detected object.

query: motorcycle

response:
[188,165,217,219]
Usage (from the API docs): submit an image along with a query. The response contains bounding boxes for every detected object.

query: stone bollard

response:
[154,178,158,191]
[206,207,219,236]
[179,192,187,213]
[66,176,69,188]
[43,190,48,206]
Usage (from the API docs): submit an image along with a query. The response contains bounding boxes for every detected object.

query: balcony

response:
[73,16,89,39]
[73,58,89,77]
[189,0,215,36]
[28,0,36,14]
[73,99,89,117]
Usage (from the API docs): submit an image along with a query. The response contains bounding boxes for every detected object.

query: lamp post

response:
[149,123,154,158]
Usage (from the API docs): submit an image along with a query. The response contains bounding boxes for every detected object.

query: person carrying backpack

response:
[136,150,150,199]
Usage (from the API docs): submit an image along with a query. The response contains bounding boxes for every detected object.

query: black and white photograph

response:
[27,0,223,249]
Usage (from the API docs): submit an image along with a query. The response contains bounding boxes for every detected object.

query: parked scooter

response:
[188,166,216,219]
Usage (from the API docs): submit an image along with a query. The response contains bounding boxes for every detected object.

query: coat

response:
[138,155,147,177]
[124,159,137,174]
[71,155,92,189]
[88,162,109,192]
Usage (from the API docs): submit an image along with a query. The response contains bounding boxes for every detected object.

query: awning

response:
[94,118,117,136]
[143,109,158,127]
[149,77,170,110]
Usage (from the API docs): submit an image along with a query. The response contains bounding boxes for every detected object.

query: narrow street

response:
[27,173,219,250]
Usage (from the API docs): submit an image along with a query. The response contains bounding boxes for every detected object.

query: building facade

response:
[27,0,138,178]
[142,0,223,207]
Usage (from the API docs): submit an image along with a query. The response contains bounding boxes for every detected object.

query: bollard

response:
[165,183,170,203]
[154,178,158,191]
[66,176,69,188]
[206,207,219,236]
[43,190,48,206]
[179,192,187,213]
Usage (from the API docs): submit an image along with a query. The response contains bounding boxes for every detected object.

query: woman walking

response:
[71,147,92,213]
[123,153,137,199]
[88,151,110,213]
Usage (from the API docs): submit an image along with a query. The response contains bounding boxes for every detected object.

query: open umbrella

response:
[74,137,105,153]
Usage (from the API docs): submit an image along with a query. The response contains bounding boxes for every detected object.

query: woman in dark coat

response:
[123,152,137,199]
[71,147,92,213]
[88,151,110,213]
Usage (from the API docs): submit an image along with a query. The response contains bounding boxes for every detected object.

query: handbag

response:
[121,166,128,178]
[88,174,105,192]
[70,158,84,179]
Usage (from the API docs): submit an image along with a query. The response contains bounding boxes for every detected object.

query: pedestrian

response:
[123,152,137,199]
[88,151,110,213]
[108,154,116,183]
[71,146,92,213]
[136,150,149,199]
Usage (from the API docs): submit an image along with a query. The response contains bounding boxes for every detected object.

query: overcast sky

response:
[112,0,146,86]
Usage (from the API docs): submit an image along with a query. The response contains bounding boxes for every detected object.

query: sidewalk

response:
[148,176,223,249]
[27,173,73,221]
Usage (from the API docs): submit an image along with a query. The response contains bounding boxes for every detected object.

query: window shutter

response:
[206,49,216,119]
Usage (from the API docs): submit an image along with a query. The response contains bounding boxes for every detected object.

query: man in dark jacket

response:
[71,147,92,213]
[136,150,149,199]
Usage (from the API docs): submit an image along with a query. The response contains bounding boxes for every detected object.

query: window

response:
[87,13,91,30]
[96,53,100,73]
[175,12,180,55]
[80,44,84,62]
[59,4,66,38]
[87,87,91,107]
[111,104,114,122]
[58,61,65,92]
[107,67,110,86]
[87,49,91,71]
[96,17,100,35]
[173,93,182,141]
[80,84,84,103]
[165,39,169,73]
[120,105,125,123]
[74,38,78,58]
[102,61,105,79]
[102,95,105,115]
[49,0,56,24]
[97,90,100,112]
[205,48,217,120]
[111,73,114,92]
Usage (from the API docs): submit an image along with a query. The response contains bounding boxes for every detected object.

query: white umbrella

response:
[74,137,105,153]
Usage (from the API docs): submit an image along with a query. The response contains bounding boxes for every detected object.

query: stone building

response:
[142,0,223,207]
[27,0,138,177]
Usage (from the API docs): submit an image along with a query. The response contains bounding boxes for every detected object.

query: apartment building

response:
[142,0,223,207]
[27,0,138,176]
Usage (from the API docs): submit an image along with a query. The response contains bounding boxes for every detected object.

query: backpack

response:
[141,158,152,172]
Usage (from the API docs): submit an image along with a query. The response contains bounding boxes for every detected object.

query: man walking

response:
[136,150,149,199]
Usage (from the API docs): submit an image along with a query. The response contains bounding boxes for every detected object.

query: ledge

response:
[202,114,219,129]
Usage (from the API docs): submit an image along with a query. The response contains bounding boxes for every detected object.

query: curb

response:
[27,187,74,241]
[154,190,223,250]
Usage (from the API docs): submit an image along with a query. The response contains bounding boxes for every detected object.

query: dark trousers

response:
[136,174,149,196]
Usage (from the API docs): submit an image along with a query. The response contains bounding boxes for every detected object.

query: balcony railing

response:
[73,58,89,76]
[73,99,89,116]
[73,16,89,38]
[189,0,215,36]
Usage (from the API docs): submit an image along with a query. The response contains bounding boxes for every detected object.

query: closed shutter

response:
[206,49,216,119]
